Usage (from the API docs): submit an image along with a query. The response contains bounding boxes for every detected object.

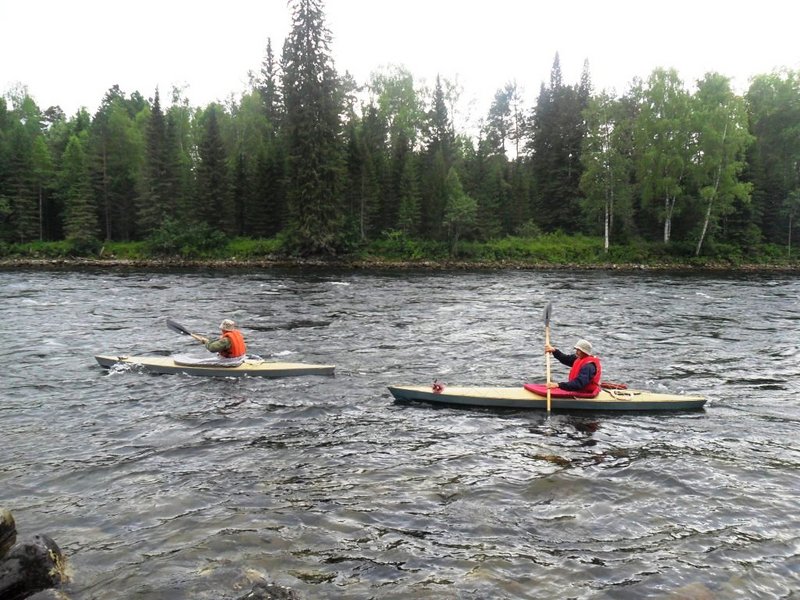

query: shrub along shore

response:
[0,234,798,273]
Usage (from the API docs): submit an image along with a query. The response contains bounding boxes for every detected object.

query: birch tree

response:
[690,73,753,256]
[633,68,692,243]
[781,189,800,257]
[580,91,633,252]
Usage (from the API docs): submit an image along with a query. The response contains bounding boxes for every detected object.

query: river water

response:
[1,267,799,599]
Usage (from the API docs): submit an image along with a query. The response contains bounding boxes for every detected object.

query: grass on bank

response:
[1,229,797,268]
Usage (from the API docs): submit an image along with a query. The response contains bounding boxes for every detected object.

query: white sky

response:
[2,0,798,129]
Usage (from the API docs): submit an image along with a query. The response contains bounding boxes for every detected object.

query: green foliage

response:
[443,167,477,254]
[144,218,228,257]
[0,21,798,266]
[363,230,449,261]
[66,237,103,256]
[225,236,284,258]
[515,219,543,238]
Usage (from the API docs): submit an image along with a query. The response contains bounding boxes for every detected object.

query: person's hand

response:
[198,336,209,344]
[546,382,559,389]
[544,344,556,354]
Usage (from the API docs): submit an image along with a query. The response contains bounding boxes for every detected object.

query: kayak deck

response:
[95,354,335,378]
[388,384,706,411]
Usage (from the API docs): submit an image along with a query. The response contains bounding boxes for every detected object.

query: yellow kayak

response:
[95,354,335,378]
[388,384,706,411]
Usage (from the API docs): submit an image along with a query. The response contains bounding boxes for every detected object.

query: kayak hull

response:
[95,354,335,378]
[388,385,706,411]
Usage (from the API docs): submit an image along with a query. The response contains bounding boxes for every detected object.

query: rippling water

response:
[2,267,799,599]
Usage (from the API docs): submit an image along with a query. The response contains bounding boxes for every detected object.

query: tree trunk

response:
[695,201,714,257]
[696,158,725,257]
[38,185,43,241]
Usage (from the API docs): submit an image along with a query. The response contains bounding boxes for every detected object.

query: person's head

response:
[219,319,236,331]
[574,339,593,357]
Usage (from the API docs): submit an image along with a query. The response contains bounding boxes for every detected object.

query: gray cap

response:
[220,319,236,331]
[574,339,593,355]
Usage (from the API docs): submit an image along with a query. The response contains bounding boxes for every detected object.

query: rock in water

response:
[0,534,67,600]
[0,509,16,559]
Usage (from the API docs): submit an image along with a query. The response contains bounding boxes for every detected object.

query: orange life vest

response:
[220,330,246,358]
[568,355,602,394]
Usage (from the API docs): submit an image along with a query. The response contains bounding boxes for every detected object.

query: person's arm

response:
[559,362,597,391]
[205,336,231,353]
[552,348,576,367]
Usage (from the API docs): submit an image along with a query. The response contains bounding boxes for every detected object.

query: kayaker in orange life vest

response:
[196,319,247,358]
[544,339,602,394]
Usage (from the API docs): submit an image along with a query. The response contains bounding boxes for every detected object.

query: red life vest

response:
[220,330,246,358]
[568,355,602,394]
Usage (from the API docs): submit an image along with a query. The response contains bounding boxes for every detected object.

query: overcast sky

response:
[2,0,798,128]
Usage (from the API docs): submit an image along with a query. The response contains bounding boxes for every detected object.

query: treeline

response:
[1,0,799,260]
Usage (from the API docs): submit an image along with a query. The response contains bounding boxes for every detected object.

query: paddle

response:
[166,318,208,345]
[544,301,552,412]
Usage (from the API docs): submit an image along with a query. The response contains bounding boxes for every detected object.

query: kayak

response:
[95,354,335,378]
[387,383,706,411]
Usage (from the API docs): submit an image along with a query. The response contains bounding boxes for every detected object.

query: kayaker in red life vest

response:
[544,339,602,394]
[196,319,247,358]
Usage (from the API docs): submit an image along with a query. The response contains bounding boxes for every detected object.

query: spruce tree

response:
[282,0,344,254]
[257,38,282,131]
[89,86,143,242]
[30,135,54,240]
[196,106,230,230]
[7,123,38,243]
[61,135,99,242]
[527,53,589,232]
[138,88,169,235]
[420,75,455,239]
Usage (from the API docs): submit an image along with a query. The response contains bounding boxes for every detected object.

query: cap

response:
[574,339,593,355]
[220,319,236,331]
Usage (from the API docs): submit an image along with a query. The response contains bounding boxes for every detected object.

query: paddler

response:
[544,339,601,394]
[195,319,247,358]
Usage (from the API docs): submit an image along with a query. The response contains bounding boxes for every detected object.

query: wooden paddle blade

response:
[166,318,193,336]
[543,301,552,326]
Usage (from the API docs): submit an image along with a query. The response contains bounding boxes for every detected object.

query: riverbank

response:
[1,256,799,273]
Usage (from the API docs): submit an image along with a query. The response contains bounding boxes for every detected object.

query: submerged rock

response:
[236,581,302,600]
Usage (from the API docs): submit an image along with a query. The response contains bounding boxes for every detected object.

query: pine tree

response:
[30,135,54,240]
[89,86,143,241]
[165,89,198,226]
[282,0,344,254]
[7,123,38,243]
[254,141,286,237]
[196,106,230,230]
[137,89,169,235]
[257,38,282,130]
[389,129,419,236]
[61,135,99,242]
[420,75,455,239]
[527,53,589,232]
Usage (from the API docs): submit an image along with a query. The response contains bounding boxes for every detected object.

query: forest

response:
[1,0,799,265]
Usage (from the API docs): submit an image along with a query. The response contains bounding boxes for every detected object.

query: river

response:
[1,267,799,599]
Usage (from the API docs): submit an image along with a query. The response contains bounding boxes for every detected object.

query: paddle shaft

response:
[545,322,552,412]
